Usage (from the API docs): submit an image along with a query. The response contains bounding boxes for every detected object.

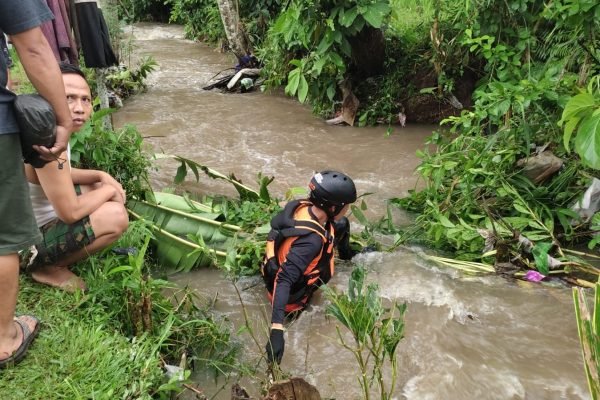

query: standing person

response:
[0,1,73,368]
[22,63,129,292]
[262,170,357,365]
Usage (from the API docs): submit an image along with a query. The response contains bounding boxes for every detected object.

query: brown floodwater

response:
[113,23,589,400]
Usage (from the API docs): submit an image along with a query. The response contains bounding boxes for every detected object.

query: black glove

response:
[265,328,285,364]
[334,217,357,260]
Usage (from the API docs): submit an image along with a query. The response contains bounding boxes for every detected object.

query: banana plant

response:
[128,194,242,272]
[128,159,278,274]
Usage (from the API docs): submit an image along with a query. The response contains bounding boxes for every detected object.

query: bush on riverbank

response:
[391,0,600,279]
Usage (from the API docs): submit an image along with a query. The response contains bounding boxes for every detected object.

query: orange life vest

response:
[261,200,335,312]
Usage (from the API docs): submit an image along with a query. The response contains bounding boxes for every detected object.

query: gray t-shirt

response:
[0,0,53,135]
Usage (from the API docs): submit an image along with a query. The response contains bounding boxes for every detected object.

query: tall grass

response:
[323,266,407,400]
[573,282,600,399]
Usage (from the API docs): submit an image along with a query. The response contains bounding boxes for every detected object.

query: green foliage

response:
[591,213,600,250]
[105,56,158,100]
[219,198,281,276]
[540,0,600,76]
[114,0,172,22]
[165,0,284,46]
[165,154,267,202]
[166,0,225,43]
[219,197,280,231]
[0,316,166,399]
[324,266,406,400]
[7,49,35,94]
[350,199,386,251]
[559,76,600,169]
[258,0,391,110]
[135,157,283,276]
[0,220,242,398]
[239,0,285,45]
[444,65,575,138]
[391,123,591,260]
[573,283,600,399]
[391,0,600,268]
[81,220,241,369]
[70,115,153,200]
[388,0,435,41]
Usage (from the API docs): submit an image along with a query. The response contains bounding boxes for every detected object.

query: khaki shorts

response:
[0,134,42,255]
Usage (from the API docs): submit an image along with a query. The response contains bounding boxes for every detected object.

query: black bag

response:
[13,94,56,168]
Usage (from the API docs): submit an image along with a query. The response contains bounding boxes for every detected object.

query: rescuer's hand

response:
[266,328,285,364]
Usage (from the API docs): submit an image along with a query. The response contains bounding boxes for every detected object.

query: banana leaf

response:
[154,191,222,218]
[154,153,263,201]
[129,209,226,271]
[128,192,246,272]
[128,199,240,251]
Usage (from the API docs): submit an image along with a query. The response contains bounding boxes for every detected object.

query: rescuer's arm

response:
[11,27,73,159]
[333,216,356,260]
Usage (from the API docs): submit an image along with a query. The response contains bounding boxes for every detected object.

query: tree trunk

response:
[216,0,251,57]
[95,68,113,131]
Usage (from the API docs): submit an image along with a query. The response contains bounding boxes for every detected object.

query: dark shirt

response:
[0,0,53,135]
[271,232,323,324]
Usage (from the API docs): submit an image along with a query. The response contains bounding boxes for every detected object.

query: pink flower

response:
[525,270,546,282]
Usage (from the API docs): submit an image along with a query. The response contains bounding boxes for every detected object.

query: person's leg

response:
[0,255,38,361]
[0,134,41,359]
[0,255,20,356]
[31,200,128,290]
[49,200,128,266]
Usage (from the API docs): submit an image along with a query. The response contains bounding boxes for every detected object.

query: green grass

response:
[573,283,600,399]
[0,220,241,399]
[389,0,436,43]
[0,276,164,399]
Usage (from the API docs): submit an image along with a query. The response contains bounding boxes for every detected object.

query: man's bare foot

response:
[31,266,86,293]
[0,316,39,366]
